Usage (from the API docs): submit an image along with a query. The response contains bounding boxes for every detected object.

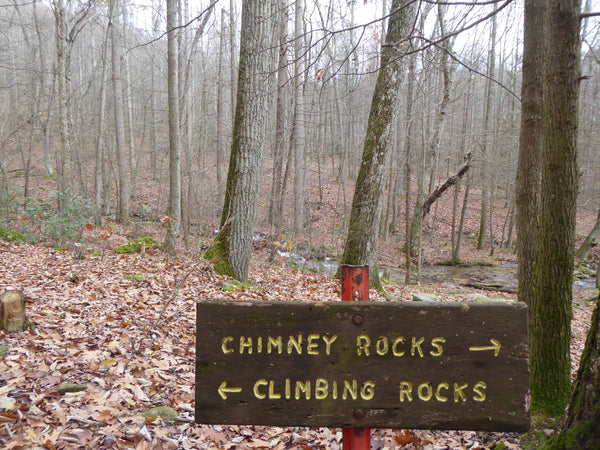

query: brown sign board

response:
[195,299,529,432]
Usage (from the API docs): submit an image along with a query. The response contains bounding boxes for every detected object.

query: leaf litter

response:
[0,241,595,449]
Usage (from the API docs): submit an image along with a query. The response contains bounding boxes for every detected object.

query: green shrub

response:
[24,189,92,244]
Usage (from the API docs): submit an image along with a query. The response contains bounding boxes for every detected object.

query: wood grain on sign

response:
[195,299,529,431]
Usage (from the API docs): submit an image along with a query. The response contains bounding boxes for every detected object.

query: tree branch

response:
[423,151,473,218]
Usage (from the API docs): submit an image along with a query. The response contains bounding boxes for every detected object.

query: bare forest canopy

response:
[1,0,600,257]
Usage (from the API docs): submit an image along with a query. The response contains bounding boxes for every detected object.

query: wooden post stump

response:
[0,290,27,333]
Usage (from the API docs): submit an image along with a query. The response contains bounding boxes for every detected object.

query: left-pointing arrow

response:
[218,381,242,399]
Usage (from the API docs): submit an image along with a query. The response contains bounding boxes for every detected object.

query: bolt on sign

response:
[195,299,529,432]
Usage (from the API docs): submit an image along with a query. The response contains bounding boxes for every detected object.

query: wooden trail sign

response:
[195,299,530,432]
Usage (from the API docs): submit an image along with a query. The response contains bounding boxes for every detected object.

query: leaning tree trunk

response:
[204,0,278,281]
[340,0,416,290]
[544,295,600,449]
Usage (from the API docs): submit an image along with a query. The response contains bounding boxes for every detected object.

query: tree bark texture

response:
[205,0,278,281]
[340,0,416,290]
[516,0,544,310]
[531,0,581,418]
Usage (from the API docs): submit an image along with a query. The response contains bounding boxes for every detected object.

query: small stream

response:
[277,251,598,292]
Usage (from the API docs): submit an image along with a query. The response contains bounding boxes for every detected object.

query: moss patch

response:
[113,237,157,254]
[141,406,179,422]
[0,227,25,243]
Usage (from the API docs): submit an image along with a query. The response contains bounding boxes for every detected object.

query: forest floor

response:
[0,230,598,449]
[1,169,600,449]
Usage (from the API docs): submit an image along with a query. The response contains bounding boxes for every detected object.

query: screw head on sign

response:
[352,314,364,325]
[353,408,365,420]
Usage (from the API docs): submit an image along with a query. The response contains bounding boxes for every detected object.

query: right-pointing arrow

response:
[469,338,501,356]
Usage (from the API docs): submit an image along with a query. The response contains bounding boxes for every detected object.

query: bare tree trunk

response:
[109,0,130,223]
[217,8,227,198]
[408,3,452,253]
[269,0,288,232]
[163,0,182,255]
[292,0,305,233]
[32,0,53,178]
[53,0,72,196]
[205,0,278,281]
[453,171,471,263]
[94,21,110,225]
[404,50,417,284]
[229,0,237,131]
[478,5,497,250]
[532,0,580,417]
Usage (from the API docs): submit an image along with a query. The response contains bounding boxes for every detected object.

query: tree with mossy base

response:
[204,0,277,282]
[543,295,600,449]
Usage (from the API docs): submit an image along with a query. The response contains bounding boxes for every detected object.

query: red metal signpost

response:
[340,265,371,450]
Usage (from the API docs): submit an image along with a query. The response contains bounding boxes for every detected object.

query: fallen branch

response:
[423,151,473,218]
[132,257,205,354]
[154,258,204,328]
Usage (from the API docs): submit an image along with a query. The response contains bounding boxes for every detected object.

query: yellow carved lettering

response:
[376,336,389,355]
[430,337,446,356]
[332,380,338,399]
[343,380,358,400]
[435,382,449,402]
[361,381,375,400]
[323,334,337,355]
[268,336,282,354]
[254,379,267,399]
[411,337,424,357]
[315,378,328,399]
[392,337,405,356]
[240,336,252,354]
[454,382,468,402]
[285,378,291,399]
[307,334,319,355]
[399,381,413,401]
[288,334,303,354]
[221,336,234,354]
[357,334,371,356]
[268,380,281,399]
[257,336,263,353]
[295,380,311,400]
[473,381,487,402]
[418,382,433,401]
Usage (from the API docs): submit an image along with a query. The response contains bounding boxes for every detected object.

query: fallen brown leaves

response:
[0,241,595,449]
